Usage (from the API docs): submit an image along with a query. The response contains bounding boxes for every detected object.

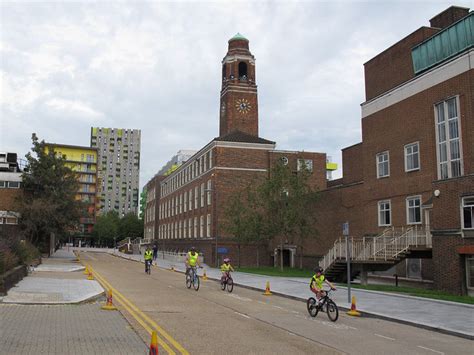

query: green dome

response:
[229,33,248,42]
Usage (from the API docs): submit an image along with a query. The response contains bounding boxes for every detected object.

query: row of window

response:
[162,150,213,196]
[378,195,474,229]
[158,215,211,239]
[0,216,18,225]
[160,181,212,220]
[0,181,21,188]
[376,97,463,181]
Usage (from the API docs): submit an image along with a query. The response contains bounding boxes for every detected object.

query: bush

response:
[11,240,41,265]
[0,240,19,274]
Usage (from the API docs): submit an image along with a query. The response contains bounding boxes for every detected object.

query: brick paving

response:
[0,303,147,354]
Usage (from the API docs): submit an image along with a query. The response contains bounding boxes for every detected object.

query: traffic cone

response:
[347,296,361,316]
[202,269,208,281]
[101,289,117,311]
[87,268,94,280]
[83,266,89,275]
[170,265,175,272]
[263,281,272,296]
[149,330,159,355]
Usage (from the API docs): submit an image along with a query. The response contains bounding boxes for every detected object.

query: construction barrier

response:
[347,296,361,316]
[263,281,272,296]
[101,289,118,311]
[149,330,159,355]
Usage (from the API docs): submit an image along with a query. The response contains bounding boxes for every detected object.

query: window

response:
[207,214,211,237]
[207,180,212,205]
[405,142,420,172]
[194,217,198,238]
[189,189,193,211]
[0,181,5,188]
[5,217,18,225]
[200,216,204,238]
[189,218,192,238]
[297,159,313,172]
[462,197,474,230]
[195,186,199,208]
[406,196,422,224]
[200,183,205,207]
[184,191,188,212]
[376,152,389,178]
[435,97,463,179]
[378,200,391,226]
[466,256,474,292]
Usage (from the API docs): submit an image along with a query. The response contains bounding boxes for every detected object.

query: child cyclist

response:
[220,258,234,282]
[310,267,336,303]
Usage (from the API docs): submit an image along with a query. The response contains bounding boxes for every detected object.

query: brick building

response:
[145,34,331,267]
[0,152,22,238]
[317,7,473,295]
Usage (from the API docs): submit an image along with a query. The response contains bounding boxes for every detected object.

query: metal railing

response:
[319,226,432,271]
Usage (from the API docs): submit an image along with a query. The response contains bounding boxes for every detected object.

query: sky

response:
[1,0,472,190]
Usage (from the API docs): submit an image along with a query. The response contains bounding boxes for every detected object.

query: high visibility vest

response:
[144,250,153,261]
[188,252,198,266]
[310,274,325,289]
[221,263,231,272]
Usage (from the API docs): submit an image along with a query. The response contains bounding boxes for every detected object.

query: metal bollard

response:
[393,273,398,287]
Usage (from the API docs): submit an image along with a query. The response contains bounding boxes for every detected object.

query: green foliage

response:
[118,213,144,240]
[92,211,120,246]
[139,189,147,220]
[0,240,19,274]
[16,134,84,252]
[11,240,41,265]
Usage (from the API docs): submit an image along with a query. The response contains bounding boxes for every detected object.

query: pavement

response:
[84,248,474,339]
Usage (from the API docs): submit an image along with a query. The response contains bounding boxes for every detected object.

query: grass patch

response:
[236,266,313,278]
[348,284,474,305]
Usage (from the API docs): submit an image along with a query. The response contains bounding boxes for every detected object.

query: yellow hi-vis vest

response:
[310,274,325,289]
[188,252,198,266]
[144,250,153,261]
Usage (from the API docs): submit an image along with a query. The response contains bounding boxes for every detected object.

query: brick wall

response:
[342,143,363,185]
[0,188,22,211]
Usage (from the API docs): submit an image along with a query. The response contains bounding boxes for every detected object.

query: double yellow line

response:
[87,264,189,355]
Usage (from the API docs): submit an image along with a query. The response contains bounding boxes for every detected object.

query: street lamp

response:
[204,173,218,267]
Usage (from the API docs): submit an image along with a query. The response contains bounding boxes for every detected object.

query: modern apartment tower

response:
[90,127,141,217]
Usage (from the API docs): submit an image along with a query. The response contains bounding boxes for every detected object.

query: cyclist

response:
[310,267,336,303]
[185,246,201,275]
[220,257,234,283]
[144,246,153,273]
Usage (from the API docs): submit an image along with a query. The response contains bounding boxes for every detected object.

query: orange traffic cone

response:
[149,330,159,355]
[87,268,94,280]
[101,289,117,311]
[347,296,361,316]
[83,266,89,275]
[202,269,208,281]
[263,281,272,296]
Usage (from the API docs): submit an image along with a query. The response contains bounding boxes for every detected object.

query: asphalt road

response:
[82,252,473,355]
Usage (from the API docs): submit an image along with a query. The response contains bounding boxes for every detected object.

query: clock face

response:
[236,98,251,114]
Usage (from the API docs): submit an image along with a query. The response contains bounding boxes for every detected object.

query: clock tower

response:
[219,33,259,137]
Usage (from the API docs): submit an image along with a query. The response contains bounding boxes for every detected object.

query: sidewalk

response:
[93,248,474,339]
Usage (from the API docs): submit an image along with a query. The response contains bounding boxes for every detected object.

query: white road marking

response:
[347,326,357,330]
[257,301,266,305]
[234,311,250,319]
[168,285,173,288]
[226,294,252,302]
[374,333,395,341]
[291,311,300,314]
[272,305,284,310]
[417,346,445,354]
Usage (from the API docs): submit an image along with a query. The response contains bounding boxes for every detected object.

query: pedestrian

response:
[153,244,158,261]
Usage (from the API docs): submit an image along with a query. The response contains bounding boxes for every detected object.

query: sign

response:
[217,247,228,254]
[342,222,349,237]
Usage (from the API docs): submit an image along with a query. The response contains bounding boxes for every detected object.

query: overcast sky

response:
[1,0,471,189]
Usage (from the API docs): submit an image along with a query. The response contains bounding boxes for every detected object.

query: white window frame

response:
[378,200,391,227]
[195,186,199,208]
[406,195,422,225]
[207,214,211,238]
[200,183,205,207]
[194,216,198,238]
[376,151,390,178]
[404,142,420,172]
[207,180,212,205]
[200,215,204,238]
[189,189,193,211]
[184,191,188,212]
[434,96,463,180]
[461,196,474,230]
[189,218,192,238]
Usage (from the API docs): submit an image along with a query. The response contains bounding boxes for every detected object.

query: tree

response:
[139,189,147,220]
[118,213,143,240]
[17,134,84,252]
[92,211,120,247]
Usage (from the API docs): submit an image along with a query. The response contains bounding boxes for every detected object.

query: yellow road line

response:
[88,264,189,355]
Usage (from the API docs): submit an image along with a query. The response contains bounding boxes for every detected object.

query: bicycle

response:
[306,289,339,322]
[220,271,234,293]
[145,260,152,275]
[186,266,201,291]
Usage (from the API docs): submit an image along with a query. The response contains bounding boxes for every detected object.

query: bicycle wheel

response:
[307,297,319,317]
[193,274,200,291]
[226,278,234,293]
[186,273,192,289]
[326,299,339,322]
[220,279,226,291]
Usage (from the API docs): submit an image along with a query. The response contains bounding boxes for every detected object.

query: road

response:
[82,252,472,355]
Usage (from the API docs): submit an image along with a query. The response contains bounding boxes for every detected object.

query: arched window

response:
[238,62,247,79]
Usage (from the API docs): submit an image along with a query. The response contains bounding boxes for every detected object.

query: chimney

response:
[429,6,470,29]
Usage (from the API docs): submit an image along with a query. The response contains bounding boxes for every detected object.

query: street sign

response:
[217,247,228,254]
[342,222,349,236]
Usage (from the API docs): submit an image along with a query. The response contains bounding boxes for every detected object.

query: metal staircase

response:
[319,226,432,281]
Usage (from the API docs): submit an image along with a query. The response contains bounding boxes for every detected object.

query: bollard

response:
[394,273,399,287]
[101,289,118,311]
[87,268,94,280]
[83,266,89,275]
[263,281,272,296]
[202,270,208,281]
[347,296,361,316]
[149,330,159,355]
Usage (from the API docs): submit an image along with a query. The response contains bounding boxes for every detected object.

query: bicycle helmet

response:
[190,246,196,252]
[223,258,230,263]
[314,267,323,274]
